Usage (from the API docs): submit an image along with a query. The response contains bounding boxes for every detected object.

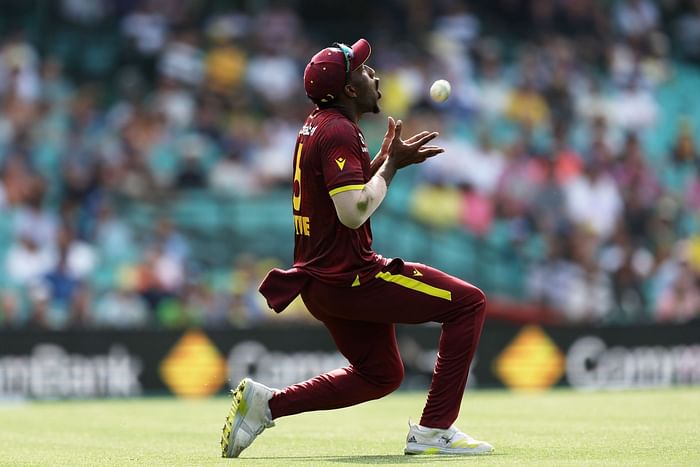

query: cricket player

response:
[221,38,493,457]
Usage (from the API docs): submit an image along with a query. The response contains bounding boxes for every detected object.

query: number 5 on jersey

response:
[292,143,310,236]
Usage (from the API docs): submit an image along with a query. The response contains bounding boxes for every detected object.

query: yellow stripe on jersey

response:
[329,184,365,197]
[375,271,452,301]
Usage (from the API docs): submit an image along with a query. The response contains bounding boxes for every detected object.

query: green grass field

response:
[1,388,698,466]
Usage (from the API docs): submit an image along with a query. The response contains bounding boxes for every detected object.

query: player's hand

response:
[384,117,444,170]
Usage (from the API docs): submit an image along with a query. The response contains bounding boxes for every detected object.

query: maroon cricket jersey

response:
[291,108,386,286]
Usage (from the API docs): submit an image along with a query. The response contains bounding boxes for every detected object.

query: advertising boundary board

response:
[0,322,698,399]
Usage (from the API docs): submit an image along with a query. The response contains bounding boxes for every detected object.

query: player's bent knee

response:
[459,285,487,312]
[370,360,404,398]
[385,361,405,392]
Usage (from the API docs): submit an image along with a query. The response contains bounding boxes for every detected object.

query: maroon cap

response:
[304,38,371,103]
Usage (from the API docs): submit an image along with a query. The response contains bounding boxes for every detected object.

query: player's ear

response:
[343,83,358,98]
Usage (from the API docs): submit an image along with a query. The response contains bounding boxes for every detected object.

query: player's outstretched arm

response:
[332,117,443,229]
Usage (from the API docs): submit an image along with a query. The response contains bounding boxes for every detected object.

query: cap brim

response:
[350,38,371,71]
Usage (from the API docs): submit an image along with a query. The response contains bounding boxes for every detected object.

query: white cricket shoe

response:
[221,378,275,458]
[404,421,494,455]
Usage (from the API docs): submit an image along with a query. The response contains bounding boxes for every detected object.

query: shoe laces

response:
[447,426,478,445]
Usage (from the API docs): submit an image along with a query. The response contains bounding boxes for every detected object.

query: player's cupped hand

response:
[382,116,444,170]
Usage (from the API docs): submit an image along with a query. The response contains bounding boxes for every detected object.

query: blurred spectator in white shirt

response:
[528,236,578,313]
[474,40,509,120]
[564,160,623,239]
[209,147,261,196]
[94,288,150,328]
[614,0,659,40]
[561,230,614,322]
[462,130,505,196]
[612,74,658,131]
[0,31,41,103]
[153,218,190,262]
[121,2,169,57]
[13,179,57,247]
[158,31,204,87]
[430,2,479,95]
[152,78,195,129]
[61,0,110,24]
[5,234,54,285]
[433,2,480,50]
[254,118,299,188]
[251,5,301,54]
[245,52,299,103]
[421,132,475,187]
[54,223,97,280]
[561,260,614,323]
[575,79,611,122]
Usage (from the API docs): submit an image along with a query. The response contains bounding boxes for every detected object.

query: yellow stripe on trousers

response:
[375,271,452,301]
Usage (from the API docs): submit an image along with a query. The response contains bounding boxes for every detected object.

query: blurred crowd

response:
[0,0,700,330]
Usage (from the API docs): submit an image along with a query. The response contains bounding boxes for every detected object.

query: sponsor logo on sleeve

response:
[358,133,369,153]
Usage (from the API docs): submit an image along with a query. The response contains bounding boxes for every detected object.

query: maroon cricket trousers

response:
[267,258,487,429]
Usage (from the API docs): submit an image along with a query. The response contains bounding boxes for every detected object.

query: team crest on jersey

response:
[335,157,346,170]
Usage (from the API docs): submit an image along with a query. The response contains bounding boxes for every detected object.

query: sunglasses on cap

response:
[333,42,354,83]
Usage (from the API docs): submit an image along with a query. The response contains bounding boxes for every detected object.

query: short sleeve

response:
[319,122,368,196]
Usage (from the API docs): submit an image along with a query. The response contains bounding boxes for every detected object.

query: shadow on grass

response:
[245,454,503,464]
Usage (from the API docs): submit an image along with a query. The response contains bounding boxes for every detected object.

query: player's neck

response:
[326,101,360,124]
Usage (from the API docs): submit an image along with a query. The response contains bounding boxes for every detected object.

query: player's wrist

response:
[379,158,398,187]
[370,153,388,177]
